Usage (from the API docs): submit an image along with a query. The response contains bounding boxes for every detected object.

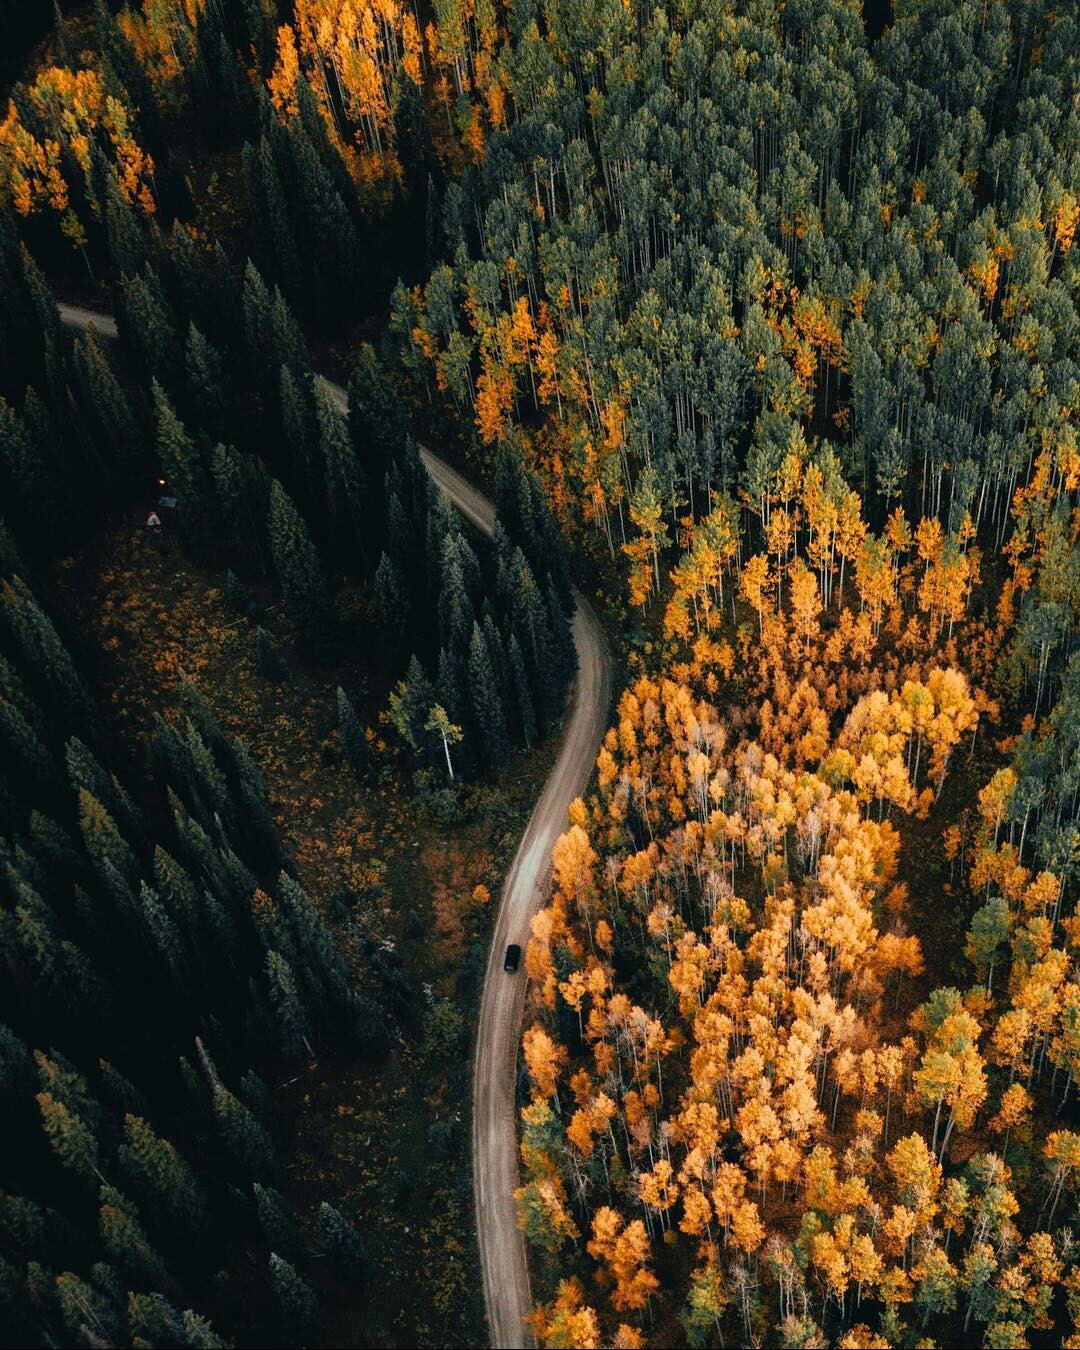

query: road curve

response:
[59,299,612,1349]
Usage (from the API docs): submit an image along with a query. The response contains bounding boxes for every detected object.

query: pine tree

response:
[373,552,409,649]
[126,1292,226,1349]
[139,881,189,981]
[99,1186,166,1282]
[232,740,284,867]
[225,569,250,614]
[118,1114,207,1232]
[27,810,83,885]
[244,137,302,301]
[1,576,91,724]
[0,394,70,546]
[438,535,477,705]
[266,949,314,1057]
[239,1068,272,1126]
[437,644,465,734]
[126,1293,187,1348]
[278,364,317,499]
[210,443,269,569]
[66,737,144,849]
[98,1059,150,1120]
[315,379,364,563]
[256,626,288,683]
[0,701,57,794]
[508,633,538,749]
[0,518,26,579]
[20,245,65,406]
[184,322,227,435]
[118,267,177,383]
[388,656,436,757]
[151,848,197,935]
[254,1184,309,1263]
[78,788,137,882]
[55,1271,120,1346]
[103,168,145,279]
[0,1023,33,1094]
[242,259,275,387]
[267,480,335,655]
[468,623,510,770]
[152,381,215,546]
[318,1201,367,1278]
[211,1082,274,1179]
[337,686,368,781]
[72,334,142,479]
[167,220,233,341]
[348,343,405,553]
[268,287,310,385]
[268,1252,318,1334]
[0,653,41,733]
[36,1094,101,1183]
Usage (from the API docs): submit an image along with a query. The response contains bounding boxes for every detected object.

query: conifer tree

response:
[0,518,26,580]
[184,322,226,434]
[152,381,214,546]
[36,1094,101,1183]
[348,344,405,552]
[373,552,409,650]
[468,623,510,770]
[337,686,368,781]
[0,395,70,545]
[210,443,269,569]
[388,656,436,757]
[211,1082,274,1180]
[66,737,144,850]
[314,379,364,562]
[118,267,177,384]
[99,1185,166,1282]
[278,364,317,498]
[103,168,145,279]
[266,949,314,1058]
[256,626,287,683]
[254,1183,308,1263]
[55,1270,120,1346]
[0,701,57,793]
[119,1114,207,1232]
[78,788,137,882]
[318,1201,367,1278]
[267,479,335,655]
[139,881,189,981]
[72,334,142,480]
[508,633,538,748]
[268,1252,318,1334]
[1,576,91,724]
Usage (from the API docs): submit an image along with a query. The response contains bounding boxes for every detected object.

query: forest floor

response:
[55,521,559,1348]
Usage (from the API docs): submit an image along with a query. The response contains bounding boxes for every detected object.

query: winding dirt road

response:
[59,300,612,1348]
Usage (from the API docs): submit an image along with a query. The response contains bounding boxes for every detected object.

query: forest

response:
[0,0,1077,1348]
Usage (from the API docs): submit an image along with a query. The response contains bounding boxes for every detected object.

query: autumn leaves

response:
[515,618,1075,1344]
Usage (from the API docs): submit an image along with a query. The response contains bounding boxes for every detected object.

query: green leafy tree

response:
[424,704,463,782]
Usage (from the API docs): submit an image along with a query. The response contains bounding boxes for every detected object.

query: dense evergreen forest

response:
[0,0,1077,1347]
